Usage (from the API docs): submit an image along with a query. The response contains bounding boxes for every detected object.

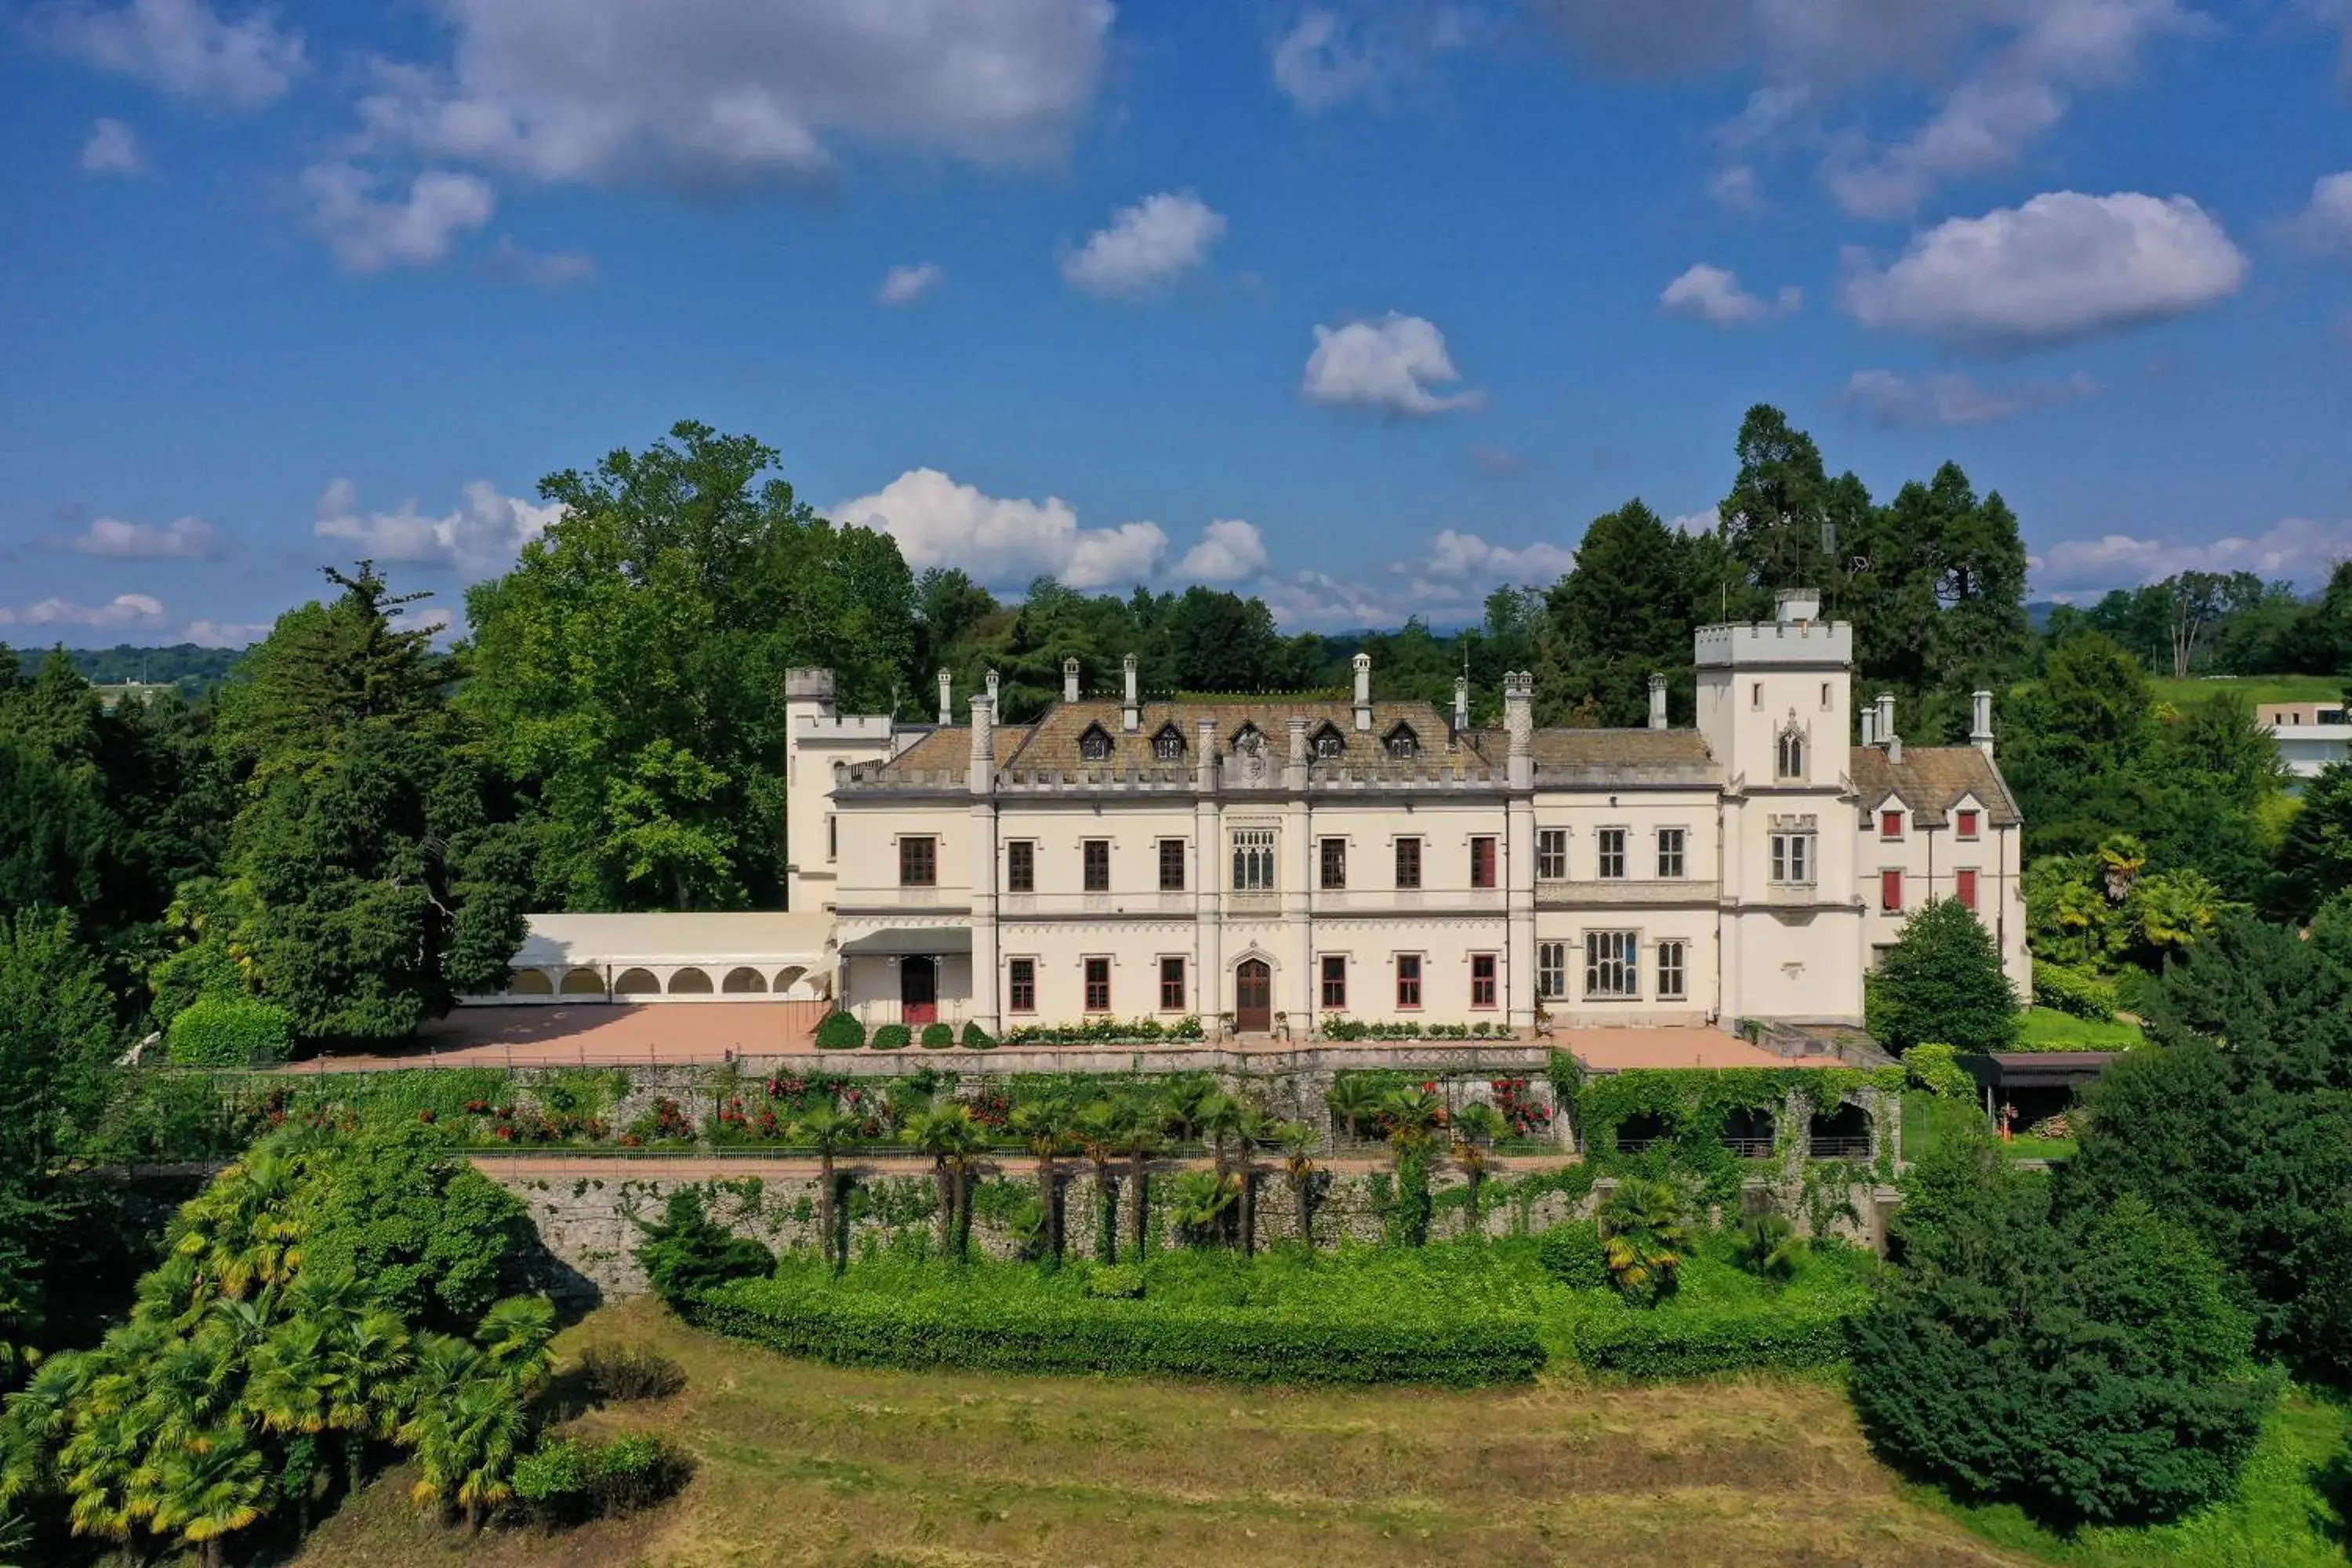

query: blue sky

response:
[3,0,2350,646]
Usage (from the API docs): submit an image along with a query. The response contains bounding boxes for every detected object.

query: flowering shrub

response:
[624,1097,694,1144]
[1002,1015,1203,1045]
[1489,1079,1552,1137]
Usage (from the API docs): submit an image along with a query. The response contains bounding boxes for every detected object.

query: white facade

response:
[2257,702,2351,782]
[793,596,2032,1038]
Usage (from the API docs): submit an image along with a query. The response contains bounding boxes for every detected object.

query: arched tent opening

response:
[614,967,661,996]
[773,965,808,994]
[1614,1111,1673,1154]
[721,966,768,993]
[1808,1102,1873,1160]
[1720,1106,1776,1158]
[668,967,714,995]
[560,967,606,995]
[504,968,554,996]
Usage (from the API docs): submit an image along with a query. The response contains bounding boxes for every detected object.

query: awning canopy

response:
[1957,1051,2125,1089]
[837,926,974,958]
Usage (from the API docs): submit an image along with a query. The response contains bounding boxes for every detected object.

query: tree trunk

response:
[1095,1166,1117,1262]
[819,1152,837,1272]
[1130,1159,1149,1258]
[953,1164,973,1261]
[1036,1154,1058,1260]
[344,1430,365,1498]
[932,1160,953,1258]
[1294,1174,1312,1246]
[1465,1168,1483,1239]
[1237,1168,1255,1255]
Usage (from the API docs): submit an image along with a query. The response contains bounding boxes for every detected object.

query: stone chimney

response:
[1503,671,1534,790]
[1122,653,1140,732]
[1285,714,1310,789]
[1971,689,1995,759]
[1195,717,1218,791]
[985,669,1000,708]
[1453,674,1470,739]
[1859,706,1875,747]
[1352,652,1374,731]
[1649,673,1668,731]
[1062,657,1080,705]
[1878,694,1902,765]
[1776,587,1822,624]
[968,692,994,796]
[936,668,953,728]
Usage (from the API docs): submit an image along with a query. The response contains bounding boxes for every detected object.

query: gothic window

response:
[1152,724,1186,762]
[1385,723,1419,759]
[1079,723,1113,762]
[1231,723,1266,757]
[1775,723,1806,782]
[1312,722,1346,759]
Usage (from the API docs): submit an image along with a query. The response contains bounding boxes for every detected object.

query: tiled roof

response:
[867,724,1032,782]
[1850,745,2020,827]
[1004,699,1456,773]
[1526,728,1714,771]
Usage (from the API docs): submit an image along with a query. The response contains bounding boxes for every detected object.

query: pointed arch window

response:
[1231,722,1267,757]
[1776,723,1806,782]
[1079,723,1113,763]
[1384,723,1420,759]
[1152,723,1187,762]
[1311,722,1347,759]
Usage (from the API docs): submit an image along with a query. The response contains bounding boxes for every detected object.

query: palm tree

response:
[1161,1077,1216,1143]
[939,1115,990,1264]
[1599,1178,1690,1306]
[1199,1094,1247,1247]
[1167,1172,1236,1247]
[1007,1098,1069,1262]
[1729,1213,1805,1286]
[402,1333,529,1532]
[789,1104,863,1272]
[1326,1076,1385,1142]
[1230,1103,1271,1254]
[1450,1103,1507,1239]
[327,1302,413,1499]
[1117,1111,1163,1261]
[1276,1121,1319,1247]
[244,1315,332,1449]
[151,1428,267,1568]
[1071,1100,1123,1263]
[475,1296,557,1392]
[2097,832,2147,902]
[902,1106,964,1259]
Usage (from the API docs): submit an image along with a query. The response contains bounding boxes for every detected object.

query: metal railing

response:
[1808,1135,1873,1160]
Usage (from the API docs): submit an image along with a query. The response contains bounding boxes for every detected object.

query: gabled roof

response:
[1005,698,1454,772]
[1849,745,2020,828]
[862,724,1032,782]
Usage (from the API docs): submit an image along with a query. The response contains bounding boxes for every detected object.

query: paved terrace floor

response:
[1562,1026,1845,1071]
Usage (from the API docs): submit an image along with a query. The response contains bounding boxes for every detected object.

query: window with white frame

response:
[1769,831,1815,885]
[1232,827,1276,891]
[1657,940,1686,1000]
[1656,827,1686,879]
[1776,727,1806,781]
[1596,827,1626,879]
[1537,942,1567,1000]
[1080,724,1113,763]
[1584,931,1639,998]
[1152,726,1186,763]
[1537,828,1567,880]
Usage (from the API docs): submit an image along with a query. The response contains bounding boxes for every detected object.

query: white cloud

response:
[351,0,1109,190]
[33,0,305,108]
[1824,0,2201,220]
[834,468,1167,590]
[1667,506,1719,535]
[2281,171,2352,257]
[1179,519,1270,583]
[1254,568,1422,631]
[1302,314,1484,417]
[302,162,495,273]
[312,477,561,576]
[485,236,593,286]
[53,514,224,560]
[1061,191,1227,296]
[1419,529,1576,583]
[878,262,945,306]
[78,117,146,175]
[1659,263,1800,325]
[1840,191,2247,347]
[2031,515,2352,597]
[1842,368,2100,427]
[1272,10,1383,110]
[0,593,167,632]
[183,619,269,648]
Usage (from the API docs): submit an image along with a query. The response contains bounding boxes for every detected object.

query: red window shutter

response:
[1956,810,1979,838]
[1881,870,1903,911]
[1957,869,1978,911]
[1881,811,1903,838]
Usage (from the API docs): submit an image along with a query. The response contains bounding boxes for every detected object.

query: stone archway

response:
[773,965,808,995]
[668,967,715,995]
[505,968,554,996]
[560,967,606,996]
[721,966,768,993]
[614,967,660,996]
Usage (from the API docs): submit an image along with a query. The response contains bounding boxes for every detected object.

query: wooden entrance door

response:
[1235,959,1272,1033]
[900,956,938,1026]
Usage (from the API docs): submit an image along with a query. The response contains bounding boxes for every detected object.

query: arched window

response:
[1385,723,1419,759]
[1078,723,1113,762]
[1777,727,1806,781]
[505,968,554,995]
[559,967,605,995]
[1312,723,1346,760]
[721,966,768,993]
[1152,724,1186,762]
[667,967,714,994]
[614,967,661,996]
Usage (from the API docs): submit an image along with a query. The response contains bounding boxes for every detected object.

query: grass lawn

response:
[2147,673,2346,710]
[292,1294,2025,1568]
[2017,1007,2144,1051]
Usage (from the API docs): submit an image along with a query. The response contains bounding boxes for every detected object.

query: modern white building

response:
[791,590,2031,1038]
[2257,701,2351,782]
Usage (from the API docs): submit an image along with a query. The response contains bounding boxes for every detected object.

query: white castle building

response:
[782,590,2031,1038]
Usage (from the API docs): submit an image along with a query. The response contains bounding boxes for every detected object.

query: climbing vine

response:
[1575,1067,1902,1203]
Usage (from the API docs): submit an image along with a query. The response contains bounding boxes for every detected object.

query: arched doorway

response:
[1235,958,1272,1033]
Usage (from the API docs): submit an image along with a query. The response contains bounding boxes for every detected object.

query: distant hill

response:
[10,642,248,697]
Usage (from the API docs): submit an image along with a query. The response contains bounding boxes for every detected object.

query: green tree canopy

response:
[1865,897,2020,1054]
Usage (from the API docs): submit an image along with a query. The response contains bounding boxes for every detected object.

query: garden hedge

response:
[872,1023,913,1050]
[1570,1301,1856,1378]
[2033,964,2118,1022]
[920,1022,955,1048]
[165,996,296,1066]
[691,1277,1542,1386]
[815,1011,866,1050]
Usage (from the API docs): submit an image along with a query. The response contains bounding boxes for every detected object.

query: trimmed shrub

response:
[2034,964,2118,1022]
[960,1020,996,1048]
[1085,1265,1145,1299]
[1573,1301,1853,1377]
[165,996,295,1066]
[513,1438,591,1525]
[576,1343,685,1403]
[634,1190,775,1308]
[691,1276,1541,1385]
[1537,1221,1607,1290]
[586,1433,694,1515]
[1867,898,2021,1054]
[1904,1044,1973,1101]
[920,1022,955,1048]
[815,1011,865,1050]
[871,1023,913,1051]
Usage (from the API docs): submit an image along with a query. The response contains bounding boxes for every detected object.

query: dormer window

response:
[1311,722,1346,760]
[1385,723,1420,759]
[1079,723,1113,763]
[1152,724,1186,762]
[1776,724,1806,782]
[1231,723,1266,757]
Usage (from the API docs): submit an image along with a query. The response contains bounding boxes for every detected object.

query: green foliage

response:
[1728,1214,1805,1285]
[298,1122,532,1334]
[959,1020,995,1048]
[1084,1265,1144,1300]
[1573,1298,1852,1378]
[1536,1222,1606,1290]
[633,1189,775,1308]
[574,1343,685,1403]
[919,1022,954,1048]
[815,1011,865,1051]
[165,997,294,1067]
[1903,1044,1973,1101]
[871,1024,912,1051]
[2033,964,2118,1022]
[1001,1014,1203,1045]
[1573,1065,1898,1202]
[1599,1178,1690,1305]
[1867,898,2021,1054]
